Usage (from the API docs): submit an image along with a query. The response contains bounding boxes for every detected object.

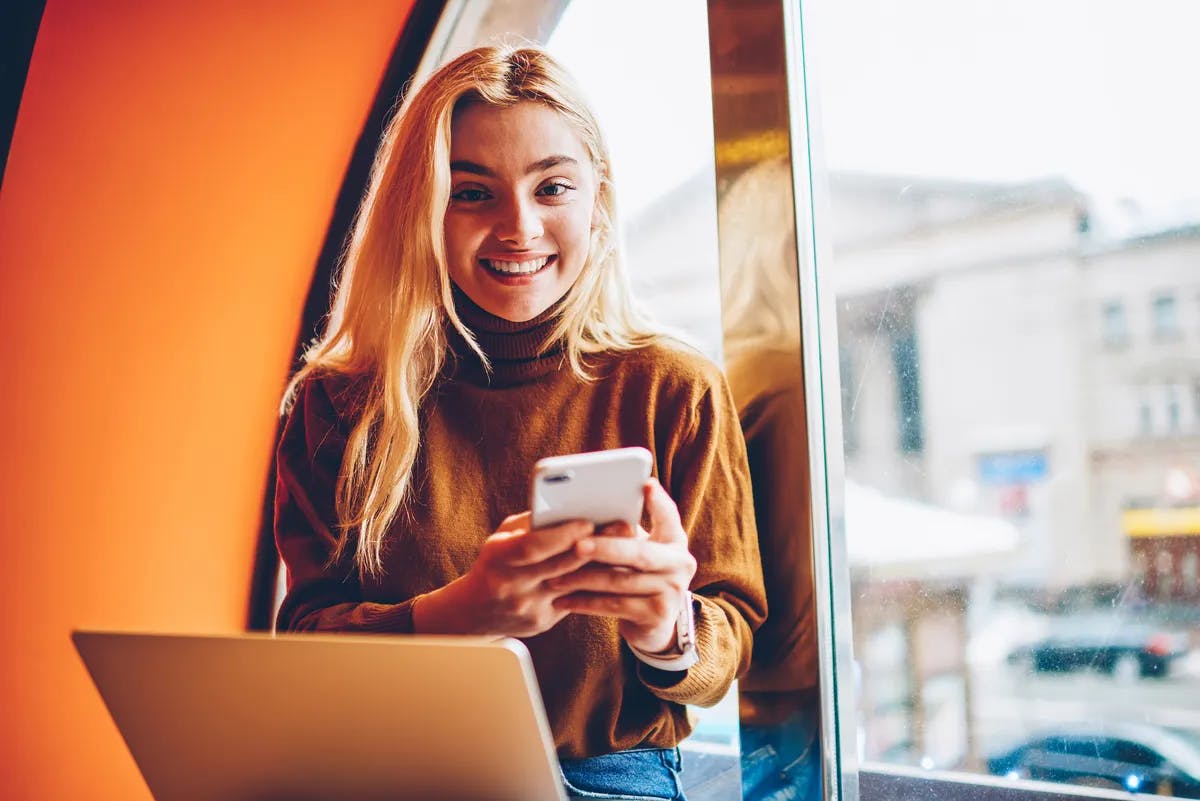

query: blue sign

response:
[978,451,1048,485]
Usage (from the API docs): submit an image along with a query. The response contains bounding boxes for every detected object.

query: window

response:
[1152,294,1180,340]
[1101,301,1128,347]
[1167,387,1182,433]
[1182,552,1198,596]
[1106,740,1163,767]
[1157,551,1176,598]
[806,0,1200,798]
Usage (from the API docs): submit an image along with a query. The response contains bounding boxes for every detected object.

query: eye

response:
[536,181,575,199]
[450,186,492,203]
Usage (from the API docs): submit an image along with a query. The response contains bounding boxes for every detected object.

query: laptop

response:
[72,630,568,801]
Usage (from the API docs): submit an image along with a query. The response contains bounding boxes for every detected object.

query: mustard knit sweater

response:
[274,294,767,758]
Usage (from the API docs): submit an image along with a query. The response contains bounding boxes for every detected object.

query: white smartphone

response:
[530,447,654,530]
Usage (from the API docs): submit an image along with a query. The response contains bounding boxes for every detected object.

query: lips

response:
[480,254,555,276]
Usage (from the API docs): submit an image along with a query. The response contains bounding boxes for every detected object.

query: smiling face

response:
[443,100,597,322]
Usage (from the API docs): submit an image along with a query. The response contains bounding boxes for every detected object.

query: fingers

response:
[597,521,644,540]
[492,519,595,567]
[514,539,598,584]
[545,564,672,596]
[579,535,695,575]
[643,479,686,544]
[554,591,677,626]
[495,511,531,534]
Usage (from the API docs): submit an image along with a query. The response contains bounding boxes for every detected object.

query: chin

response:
[492,300,549,323]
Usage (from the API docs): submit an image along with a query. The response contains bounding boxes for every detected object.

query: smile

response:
[480,255,555,276]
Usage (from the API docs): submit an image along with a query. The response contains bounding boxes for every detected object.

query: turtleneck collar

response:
[444,284,568,387]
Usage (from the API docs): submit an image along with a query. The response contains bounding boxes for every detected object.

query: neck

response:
[445,284,567,386]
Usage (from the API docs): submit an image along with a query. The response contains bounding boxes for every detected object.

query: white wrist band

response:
[629,591,698,671]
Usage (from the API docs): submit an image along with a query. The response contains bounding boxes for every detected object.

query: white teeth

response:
[483,256,550,275]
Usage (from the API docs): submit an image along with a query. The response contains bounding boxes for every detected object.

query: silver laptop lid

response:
[72,630,567,801]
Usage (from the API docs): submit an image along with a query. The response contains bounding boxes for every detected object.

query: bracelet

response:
[628,590,698,671]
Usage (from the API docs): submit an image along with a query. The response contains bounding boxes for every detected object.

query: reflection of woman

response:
[272,46,766,800]
[720,157,821,801]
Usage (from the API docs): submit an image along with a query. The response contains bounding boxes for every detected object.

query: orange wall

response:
[0,1,415,797]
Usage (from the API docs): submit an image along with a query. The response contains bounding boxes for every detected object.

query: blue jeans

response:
[740,713,822,801]
[560,747,687,800]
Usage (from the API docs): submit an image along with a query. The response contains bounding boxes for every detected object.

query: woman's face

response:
[444,101,597,322]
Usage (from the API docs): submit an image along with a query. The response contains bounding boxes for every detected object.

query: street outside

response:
[967,600,1200,771]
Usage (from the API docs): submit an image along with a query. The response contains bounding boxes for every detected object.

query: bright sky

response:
[810,0,1200,212]
[547,0,714,217]
[551,0,1200,227]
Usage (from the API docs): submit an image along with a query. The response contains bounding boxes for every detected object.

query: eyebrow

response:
[449,155,581,177]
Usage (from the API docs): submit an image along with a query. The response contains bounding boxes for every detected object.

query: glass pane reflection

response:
[810,0,1200,796]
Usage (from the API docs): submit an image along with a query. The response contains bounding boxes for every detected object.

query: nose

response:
[493,195,544,247]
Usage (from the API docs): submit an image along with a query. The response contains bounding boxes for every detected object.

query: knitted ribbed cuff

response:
[352,597,421,634]
[636,596,732,705]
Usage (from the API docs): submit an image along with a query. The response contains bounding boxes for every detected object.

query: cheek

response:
[442,214,476,259]
[558,204,595,251]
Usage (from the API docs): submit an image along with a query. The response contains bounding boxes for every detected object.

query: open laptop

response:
[72,630,568,801]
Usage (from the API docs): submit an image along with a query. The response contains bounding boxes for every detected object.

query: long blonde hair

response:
[282,46,658,579]
[719,156,803,360]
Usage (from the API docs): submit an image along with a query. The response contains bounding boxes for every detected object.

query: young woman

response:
[273,45,766,800]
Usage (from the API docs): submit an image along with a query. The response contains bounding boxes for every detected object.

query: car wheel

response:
[1112,653,1139,683]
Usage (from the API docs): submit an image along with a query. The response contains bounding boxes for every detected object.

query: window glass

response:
[1101,301,1128,347]
[1109,740,1164,767]
[1153,294,1180,340]
[808,0,1200,795]
[1168,387,1182,433]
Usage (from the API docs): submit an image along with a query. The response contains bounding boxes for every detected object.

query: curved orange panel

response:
[0,1,416,797]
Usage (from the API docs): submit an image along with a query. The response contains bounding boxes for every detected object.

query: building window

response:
[892,332,923,453]
[1139,401,1153,436]
[1152,293,1179,340]
[1167,387,1181,433]
[1157,551,1175,598]
[1101,301,1128,347]
[1183,552,1198,596]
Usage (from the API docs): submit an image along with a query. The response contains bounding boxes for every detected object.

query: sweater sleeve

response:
[637,368,768,707]
[274,376,420,634]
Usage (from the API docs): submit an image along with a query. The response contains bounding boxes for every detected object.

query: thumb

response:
[643,478,685,544]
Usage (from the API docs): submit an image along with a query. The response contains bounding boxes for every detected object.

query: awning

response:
[845,481,1021,580]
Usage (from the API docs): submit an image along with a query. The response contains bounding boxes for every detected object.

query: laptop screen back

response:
[72,630,566,801]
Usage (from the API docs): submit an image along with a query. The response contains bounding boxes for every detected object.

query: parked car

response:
[1007,619,1188,679]
[988,723,1200,798]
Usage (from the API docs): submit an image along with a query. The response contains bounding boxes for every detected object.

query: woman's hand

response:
[549,479,697,654]
[412,512,598,638]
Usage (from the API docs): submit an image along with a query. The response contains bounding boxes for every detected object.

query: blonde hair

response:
[282,46,658,579]
[719,156,802,359]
